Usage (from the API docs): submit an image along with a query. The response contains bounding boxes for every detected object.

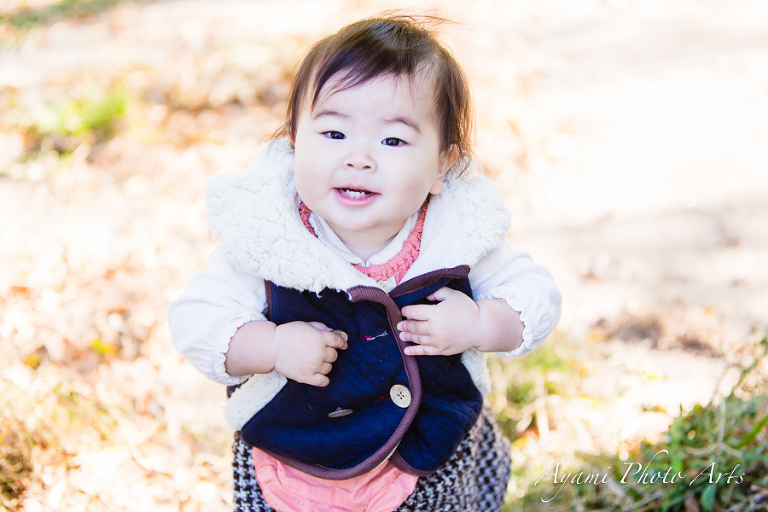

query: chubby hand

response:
[398,287,482,356]
[270,321,348,387]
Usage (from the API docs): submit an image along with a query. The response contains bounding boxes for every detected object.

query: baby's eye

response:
[323,131,345,140]
[382,137,405,147]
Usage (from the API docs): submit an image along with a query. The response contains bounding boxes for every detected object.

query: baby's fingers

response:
[305,373,331,387]
[307,321,334,332]
[327,330,349,349]
[400,304,432,321]
[426,286,458,302]
[325,347,339,363]
[404,344,441,357]
[397,319,428,336]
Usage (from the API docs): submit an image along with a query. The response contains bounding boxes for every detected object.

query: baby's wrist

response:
[225,320,279,376]
[472,299,524,353]
[269,323,290,373]
[471,305,493,352]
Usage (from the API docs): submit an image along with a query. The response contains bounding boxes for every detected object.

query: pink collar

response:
[298,202,427,285]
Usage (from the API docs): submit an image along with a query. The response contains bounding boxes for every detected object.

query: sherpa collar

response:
[206,138,511,293]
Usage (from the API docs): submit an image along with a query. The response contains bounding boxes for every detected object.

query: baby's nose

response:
[343,148,375,171]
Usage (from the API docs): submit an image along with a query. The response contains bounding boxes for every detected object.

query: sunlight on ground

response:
[1,1,767,510]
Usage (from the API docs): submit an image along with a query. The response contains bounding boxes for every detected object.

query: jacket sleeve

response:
[468,242,562,357]
[167,247,268,385]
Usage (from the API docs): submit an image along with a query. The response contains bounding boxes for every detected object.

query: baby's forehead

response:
[310,70,436,108]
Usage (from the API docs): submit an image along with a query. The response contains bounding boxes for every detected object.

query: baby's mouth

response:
[337,188,374,200]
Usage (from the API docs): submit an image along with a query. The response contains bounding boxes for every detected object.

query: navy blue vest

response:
[234,265,483,479]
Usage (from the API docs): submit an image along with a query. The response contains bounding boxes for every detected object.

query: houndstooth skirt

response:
[232,408,512,512]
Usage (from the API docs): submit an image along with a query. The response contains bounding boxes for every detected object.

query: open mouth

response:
[339,188,370,199]
[335,188,377,203]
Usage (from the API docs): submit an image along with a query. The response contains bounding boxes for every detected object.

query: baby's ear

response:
[430,145,459,195]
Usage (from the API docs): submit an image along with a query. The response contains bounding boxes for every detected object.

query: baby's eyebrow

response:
[313,109,348,120]
[312,110,421,133]
[383,116,421,133]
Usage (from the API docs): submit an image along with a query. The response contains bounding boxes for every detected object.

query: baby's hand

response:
[398,287,481,356]
[270,321,348,387]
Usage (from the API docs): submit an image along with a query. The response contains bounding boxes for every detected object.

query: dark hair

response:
[275,14,474,172]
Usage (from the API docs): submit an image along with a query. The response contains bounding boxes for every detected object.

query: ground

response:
[1,0,766,511]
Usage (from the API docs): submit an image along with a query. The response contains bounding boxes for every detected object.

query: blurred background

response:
[1,0,767,510]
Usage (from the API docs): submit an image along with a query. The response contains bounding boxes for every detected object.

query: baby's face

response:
[293,73,457,259]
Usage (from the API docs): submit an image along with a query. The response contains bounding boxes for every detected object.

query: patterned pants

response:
[232,409,512,512]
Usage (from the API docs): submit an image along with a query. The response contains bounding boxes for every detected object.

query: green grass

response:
[0,372,117,510]
[489,334,586,442]
[0,0,125,30]
[507,337,768,512]
[7,79,133,164]
[34,81,130,141]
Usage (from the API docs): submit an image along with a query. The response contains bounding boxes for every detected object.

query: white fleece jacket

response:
[168,138,562,429]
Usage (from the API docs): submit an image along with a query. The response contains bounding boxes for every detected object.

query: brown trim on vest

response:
[389,265,471,298]
[253,266,473,479]
[253,284,421,480]
[389,451,434,477]
[265,280,273,320]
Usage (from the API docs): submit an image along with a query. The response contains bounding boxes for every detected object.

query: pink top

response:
[252,449,418,512]
[252,202,429,511]
[299,202,427,284]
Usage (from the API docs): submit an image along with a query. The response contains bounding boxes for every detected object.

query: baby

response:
[169,14,561,512]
